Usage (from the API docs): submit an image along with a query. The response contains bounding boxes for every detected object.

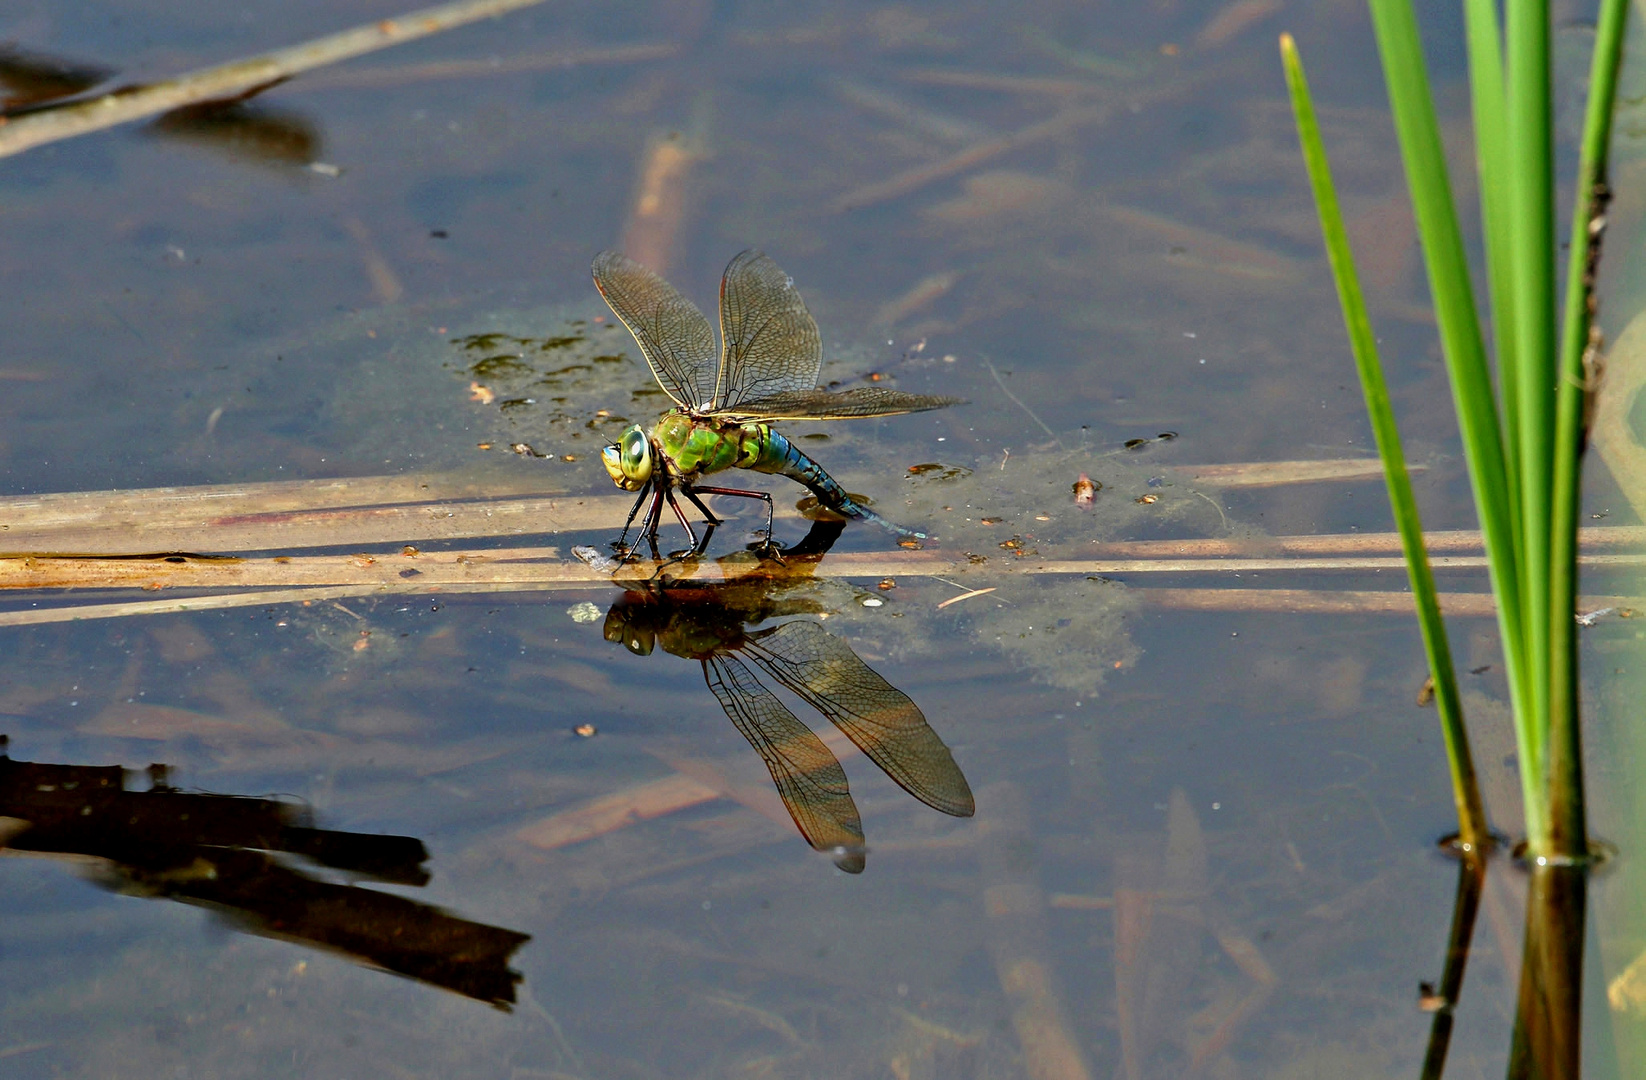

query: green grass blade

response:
[1505,2,1556,852]
[1280,33,1488,852]
[1546,0,1629,858]
[1461,0,1524,554]
[1365,0,1540,843]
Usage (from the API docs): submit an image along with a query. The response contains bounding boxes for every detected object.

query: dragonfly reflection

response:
[601,551,973,872]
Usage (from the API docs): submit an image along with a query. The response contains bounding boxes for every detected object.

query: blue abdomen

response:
[750,431,923,539]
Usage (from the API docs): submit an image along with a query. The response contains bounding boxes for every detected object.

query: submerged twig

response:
[299,42,679,90]
[619,123,707,275]
[976,781,1095,1080]
[832,77,990,146]
[1183,459,1414,486]
[935,587,996,609]
[832,104,1113,211]
[901,70,1113,97]
[1098,203,1299,281]
[0,0,556,160]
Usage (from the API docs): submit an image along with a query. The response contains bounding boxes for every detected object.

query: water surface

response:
[0,1,1640,1076]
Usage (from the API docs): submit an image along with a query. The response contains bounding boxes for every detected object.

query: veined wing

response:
[706,386,966,422]
[703,652,867,872]
[714,250,823,411]
[746,620,975,818]
[592,250,718,411]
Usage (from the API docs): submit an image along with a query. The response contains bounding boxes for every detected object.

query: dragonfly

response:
[592,249,963,558]
[601,574,975,872]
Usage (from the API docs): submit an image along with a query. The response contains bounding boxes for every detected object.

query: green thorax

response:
[652,411,774,480]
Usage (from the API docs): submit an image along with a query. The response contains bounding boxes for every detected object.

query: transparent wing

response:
[746,620,975,818]
[592,250,718,411]
[714,250,823,411]
[703,653,867,872]
[707,386,966,422]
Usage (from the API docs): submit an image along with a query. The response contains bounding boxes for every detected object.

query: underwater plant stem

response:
[1419,854,1487,1080]
[1280,33,1488,851]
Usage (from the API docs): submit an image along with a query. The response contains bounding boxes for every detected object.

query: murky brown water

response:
[1,1,1642,1076]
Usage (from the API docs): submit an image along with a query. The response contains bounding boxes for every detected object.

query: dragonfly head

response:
[602,424,654,491]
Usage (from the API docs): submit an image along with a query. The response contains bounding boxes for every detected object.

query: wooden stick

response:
[0,469,560,526]
[0,458,1482,555]
[0,583,423,626]
[1140,588,1643,616]
[0,0,555,160]
[7,579,1638,629]
[0,546,627,590]
[24,543,1646,592]
[0,472,601,555]
[1083,525,1646,558]
[0,471,1639,626]
[0,537,1639,604]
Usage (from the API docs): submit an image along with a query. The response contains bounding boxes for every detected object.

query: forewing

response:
[592,250,718,410]
[747,620,975,817]
[710,386,966,422]
[703,653,867,872]
[714,250,823,410]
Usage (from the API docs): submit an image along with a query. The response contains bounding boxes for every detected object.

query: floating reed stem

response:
[0,0,558,159]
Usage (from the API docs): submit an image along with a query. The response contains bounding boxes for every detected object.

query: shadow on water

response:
[0,734,530,1010]
[0,45,113,111]
[599,518,974,873]
[0,44,319,169]
[147,100,321,168]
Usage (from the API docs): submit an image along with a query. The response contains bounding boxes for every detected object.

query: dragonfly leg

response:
[685,484,775,546]
[678,487,723,526]
[614,479,654,555]
[648,521,717,581]
[663,488,703,555]
[633,483,666,561]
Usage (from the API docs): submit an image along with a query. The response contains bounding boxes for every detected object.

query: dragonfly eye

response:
[601,426,652,491]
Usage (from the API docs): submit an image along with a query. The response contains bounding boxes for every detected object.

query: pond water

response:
[1,1,1642,1076]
